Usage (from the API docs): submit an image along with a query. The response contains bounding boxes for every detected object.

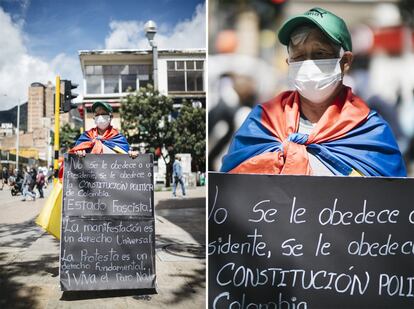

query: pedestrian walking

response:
[22,167,36,201]
[29,167,37,195]
[36,170,45,198]
[172,155,186,197]
[1,167,9,190]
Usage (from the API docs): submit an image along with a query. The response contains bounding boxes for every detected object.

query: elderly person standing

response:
[71,101,137,158]
[221,7,406,177]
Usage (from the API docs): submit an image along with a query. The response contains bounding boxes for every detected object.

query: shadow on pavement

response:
[156,197,205,210]
[0,252,59,309]
[61,288,157,301]
[156,196,205,244]
[0,218,44,248]
[167,263,206,306]
[155,194,206,305]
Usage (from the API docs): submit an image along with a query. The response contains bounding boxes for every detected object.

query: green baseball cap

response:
[92,101,113,113]
[278,7,352,52]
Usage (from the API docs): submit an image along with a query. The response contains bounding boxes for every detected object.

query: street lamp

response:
[1,94,20,171]
[192,101,202,109]
[16,98,20,172]
[144,20,158,91]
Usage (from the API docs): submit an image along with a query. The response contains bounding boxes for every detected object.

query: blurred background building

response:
[208,0,414,175]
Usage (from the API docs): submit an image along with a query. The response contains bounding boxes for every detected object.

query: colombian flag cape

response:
[70,126,130,154]
[221,87,406,177]
[36,126,130,239]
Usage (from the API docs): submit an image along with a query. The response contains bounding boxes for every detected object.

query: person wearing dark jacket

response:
[1,167,9,190]
[36,170,45,198]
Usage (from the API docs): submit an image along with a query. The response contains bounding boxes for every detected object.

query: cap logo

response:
[305,9,327,18]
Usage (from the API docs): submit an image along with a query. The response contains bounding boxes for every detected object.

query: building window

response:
[85,64,153,95]
[104,75,119,93]
[121,75,136,92]
[121,65,136,92]
[137,64,152,89]
[187,71,203,91]
[167,71,185,91]
[103,65,122,94]
[167,60,204,92]
[85,65,102,94]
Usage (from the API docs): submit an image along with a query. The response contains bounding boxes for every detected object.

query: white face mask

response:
[288,58,342,104]
[94,115,111,130]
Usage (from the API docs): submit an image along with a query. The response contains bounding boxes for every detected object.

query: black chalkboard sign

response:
[208,173,414,309]
[60,154,156,291]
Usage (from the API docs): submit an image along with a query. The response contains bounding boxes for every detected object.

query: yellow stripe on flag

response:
[349,169,364,177]
[113,145,128,154]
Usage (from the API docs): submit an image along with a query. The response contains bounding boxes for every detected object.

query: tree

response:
[172,100,206,172]
[121,85,176,186]
[59,124,81,153]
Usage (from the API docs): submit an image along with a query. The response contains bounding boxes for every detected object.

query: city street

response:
[0,185,206,309]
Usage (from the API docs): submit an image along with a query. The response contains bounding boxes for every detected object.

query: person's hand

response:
[128,150,138,159]
[75,150,86,157]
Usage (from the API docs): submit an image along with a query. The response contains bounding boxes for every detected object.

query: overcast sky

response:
[0,0,206,110]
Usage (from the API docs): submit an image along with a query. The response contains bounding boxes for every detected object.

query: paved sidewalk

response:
[0,186,206,309]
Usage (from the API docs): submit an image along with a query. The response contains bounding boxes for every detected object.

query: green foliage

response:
[120,85,206,185]
[172,100,206,172]
[121,85,175,185]
[60,124,81,153]
[121,84,175,154]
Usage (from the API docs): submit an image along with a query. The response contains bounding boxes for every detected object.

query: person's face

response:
[93,106,110,118]
[288,28,338,62]
[287,28,353,75]
[93,106,112,130]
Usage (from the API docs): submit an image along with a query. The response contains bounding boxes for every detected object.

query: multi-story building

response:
[44,81,55,119]
[78,48,206,130]
[27,83,45,132]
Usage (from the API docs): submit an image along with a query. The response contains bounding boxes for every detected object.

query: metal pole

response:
[16,98,20,171]
[53,76,61,184]
[153,43,158,91]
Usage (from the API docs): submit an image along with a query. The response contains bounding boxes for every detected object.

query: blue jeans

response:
[22,185,36,200]
[173,176,186,196]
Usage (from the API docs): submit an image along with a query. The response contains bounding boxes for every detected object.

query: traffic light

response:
[60,79,78,113]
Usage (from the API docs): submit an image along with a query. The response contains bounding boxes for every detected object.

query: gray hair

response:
[288,24,343,57]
